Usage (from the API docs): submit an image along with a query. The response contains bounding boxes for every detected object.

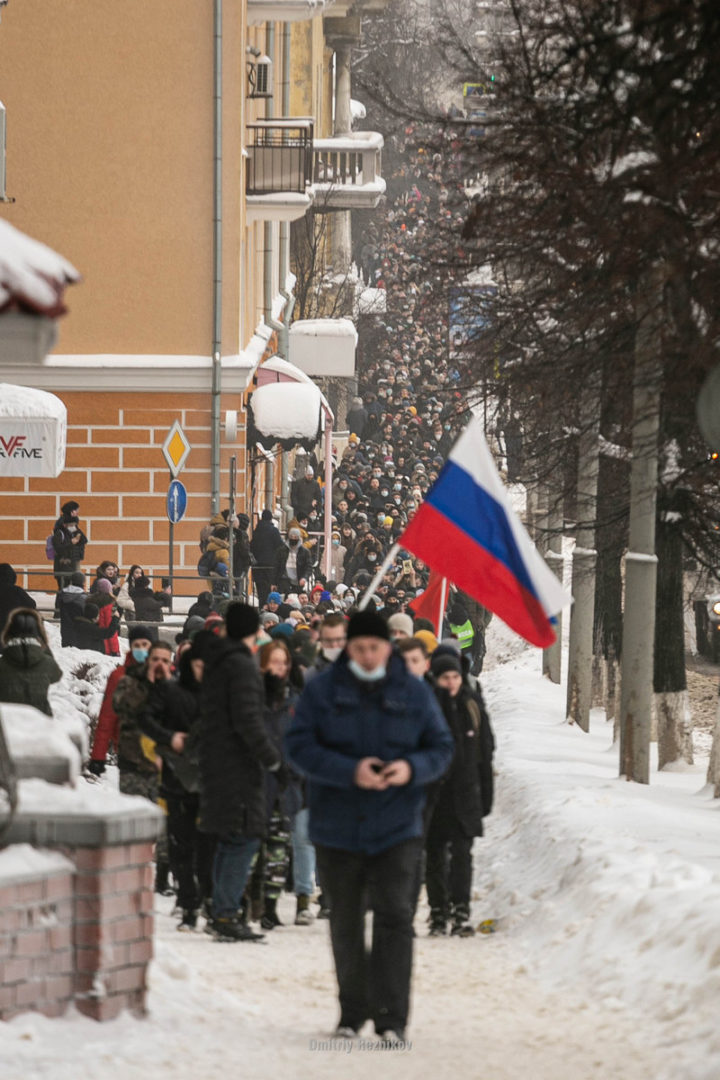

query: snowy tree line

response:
[352,0,720,788]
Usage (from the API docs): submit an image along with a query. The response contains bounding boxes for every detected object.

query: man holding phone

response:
[285,610,453,1044]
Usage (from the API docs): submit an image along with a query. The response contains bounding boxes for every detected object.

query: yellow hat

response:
[414,629,439,653]
[408,406,417,416]
[383,516,393,526]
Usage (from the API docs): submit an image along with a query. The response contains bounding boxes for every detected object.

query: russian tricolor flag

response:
[399,417,571,648]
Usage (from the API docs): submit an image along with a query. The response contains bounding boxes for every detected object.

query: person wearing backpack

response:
[51,501,88,616]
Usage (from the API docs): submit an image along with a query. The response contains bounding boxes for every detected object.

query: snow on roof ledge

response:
[250,381,323,445]
[289,317,358,341]
[0,383,67,420]
[0,219,80,317]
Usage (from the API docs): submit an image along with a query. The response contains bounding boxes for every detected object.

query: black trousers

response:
[425,815,474,916]
[316,838,421,1035]
[165,791,216,912]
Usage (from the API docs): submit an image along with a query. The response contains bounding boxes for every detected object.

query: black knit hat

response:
[128,624,155,644]
[225,602,260,640]
[237,512,250,530]
[346,610,390,642]
[431,653,463,677]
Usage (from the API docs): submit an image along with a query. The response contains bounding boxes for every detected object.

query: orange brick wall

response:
[0,391,248,595]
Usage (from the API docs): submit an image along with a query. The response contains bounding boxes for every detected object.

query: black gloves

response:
[87,759,106,776]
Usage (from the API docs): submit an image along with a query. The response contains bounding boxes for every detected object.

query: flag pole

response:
[437,576,448,637]
[358,542,400,611]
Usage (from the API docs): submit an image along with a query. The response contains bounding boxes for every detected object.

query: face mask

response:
[131,647,149,663]
[394,483,402,491]
[322,646,343,662]
[289,538,300,547]
[332,539,339,547]
[368,554,378,562]
[394,496,402,505]
[348,658,387,683]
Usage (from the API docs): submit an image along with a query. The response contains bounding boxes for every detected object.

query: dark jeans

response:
[164,791,216,912]
[425,815,473,915]
[411,786,441,917]
[253,568,273,607]
[316,838,421,1035]
[212,833,261,918]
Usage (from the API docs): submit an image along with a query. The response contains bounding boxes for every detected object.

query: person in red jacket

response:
[87,624,155,775]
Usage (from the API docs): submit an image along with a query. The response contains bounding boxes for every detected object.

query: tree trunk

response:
[566,375,601,730]
[619,264,663,783]
[653,502,693,767]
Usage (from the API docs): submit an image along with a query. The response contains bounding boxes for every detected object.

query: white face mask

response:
[322,645,343,662]
[348,658,387,682]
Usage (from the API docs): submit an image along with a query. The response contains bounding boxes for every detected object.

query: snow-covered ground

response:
[2,622,719,1079]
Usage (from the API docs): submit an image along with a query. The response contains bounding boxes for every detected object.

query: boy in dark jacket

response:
[425,651,495,937]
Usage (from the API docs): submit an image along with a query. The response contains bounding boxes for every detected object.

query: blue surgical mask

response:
[131,647,149,663]
[348,658,387,683]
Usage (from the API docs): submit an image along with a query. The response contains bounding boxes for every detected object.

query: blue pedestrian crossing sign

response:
[167,480,188,524]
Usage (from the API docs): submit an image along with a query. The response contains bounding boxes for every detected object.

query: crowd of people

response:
[0,131,500,1044]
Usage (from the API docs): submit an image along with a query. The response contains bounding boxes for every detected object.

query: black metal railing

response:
[246,119,314,196]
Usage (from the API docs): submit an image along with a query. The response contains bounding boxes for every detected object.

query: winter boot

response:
[209,916,266,943]
[316,892,330,919]
[177,910,198,932]
[450,904,475,937]
[260,895,283,931]
[295,894,314,926]
[428,907,448,937]
[250,896,265,923]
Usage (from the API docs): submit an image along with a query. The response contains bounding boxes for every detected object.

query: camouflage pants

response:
[119,769,169,867]
[249,808,291,904]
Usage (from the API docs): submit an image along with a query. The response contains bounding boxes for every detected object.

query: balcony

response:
[245,119,315,223]
[311,132,386,211]
[247,0,336,24]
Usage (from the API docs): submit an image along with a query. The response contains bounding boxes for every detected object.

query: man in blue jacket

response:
[285,609,453,1045]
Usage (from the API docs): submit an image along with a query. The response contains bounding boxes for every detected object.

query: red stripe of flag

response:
[401,503,556,648]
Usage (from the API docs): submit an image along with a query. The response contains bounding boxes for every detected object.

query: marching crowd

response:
[0,136,498,1043]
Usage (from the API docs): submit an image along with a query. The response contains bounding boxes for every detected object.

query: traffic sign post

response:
[162,423,191,612]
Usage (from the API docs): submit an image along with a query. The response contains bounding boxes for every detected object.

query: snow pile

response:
[0,384,67,420]
[0,219,80,314]
[45,622,120,756]
[250,382,323,442]
[480,647,720,1078]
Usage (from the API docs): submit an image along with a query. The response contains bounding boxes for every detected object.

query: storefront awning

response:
[0,383,67,477]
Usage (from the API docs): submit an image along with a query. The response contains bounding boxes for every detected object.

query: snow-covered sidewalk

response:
[2,638,719,1079]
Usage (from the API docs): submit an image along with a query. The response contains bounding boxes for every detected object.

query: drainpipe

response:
[210,0,223,514]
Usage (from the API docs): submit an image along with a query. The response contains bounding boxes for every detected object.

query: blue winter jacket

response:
[284,652,454,855]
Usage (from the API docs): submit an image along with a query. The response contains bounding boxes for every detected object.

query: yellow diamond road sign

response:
[162,420,191,478]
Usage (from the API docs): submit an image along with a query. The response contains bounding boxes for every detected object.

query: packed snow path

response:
[2,626,718,1079]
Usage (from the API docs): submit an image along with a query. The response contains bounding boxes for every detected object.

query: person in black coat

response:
[52,500,88,612]
[139,646,216,931]
[198,602,284,941]
[129,576,171,623]
[72,600,121,653]
[291,467,322,520]
[425,651,494,938]
[0,564,36,645]
[57,570,87,648]
[250,509,284,606]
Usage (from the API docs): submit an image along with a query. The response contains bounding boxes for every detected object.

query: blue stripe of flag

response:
[425,459,539,602]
